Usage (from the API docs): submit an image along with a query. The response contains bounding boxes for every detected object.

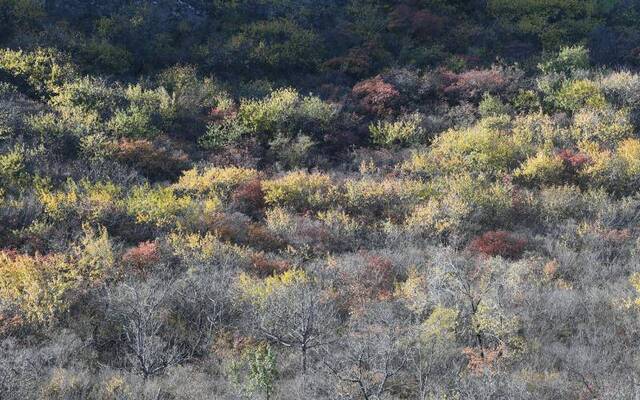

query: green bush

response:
[554,79,606,113]
[238,88,337,138]
[126,185,195,228]
[369,112,426,147]
[230,18,323,71]
[263,171,337,212]
[406,173,513,238]
[425,120,525,176]
[0,48,77,96]
[539,45,590,75]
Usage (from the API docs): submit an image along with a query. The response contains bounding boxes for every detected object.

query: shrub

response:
[156,64,224,124]
[250,253,291,278]
[126,185,195,229]
[231,178,266,215]
[406,173,513,238]
[0,251,78,325]
[263,171,337,212]
[169,231,250,269]
[616,138,640,177]
[343,178,429,222]
[554,79,606,113]
[175,166,258,199]
[538,46,590,75]
[113,138,190,181]
[107,106,159,138]
[557,148,591,171]
[468,231,527,259]
[511,113,563,150]
[74,225,115,282]
[514,150,565,185]
[230,18,322,71]
[37,179,123,224]
[199,119,246,150]
[537,186,608,224]
[351,75,401,117]
[425,122,524,176]
[51,76,124,118]
[236,269,308,305]
[0,48,77,96]
[121,241,160,275]
[107,84,173,138]
[571,107,633,146]
[0,146,29,191]
[512,90,541,114]
[442,66,520,100]
[250,88,334,134]
[599,71,640,109]
[268,133,316,169]
[369,112,426,147]
[479,92,511,117]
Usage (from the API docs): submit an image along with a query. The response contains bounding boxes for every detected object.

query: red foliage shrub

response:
[557,148,591,170]
[388,5,445,39]
[442,68,507,100]
[250,252,291,278]
[367,255,395,296]
[246,223,286,252]
[352,75,401,117]
[122,241,160,274]
[468,231,527,259]
[114,138,190,181]
[324,45,375,77]
[231,178,265,215]
[410,10,445,39]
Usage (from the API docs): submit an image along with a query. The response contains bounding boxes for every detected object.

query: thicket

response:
[3,1,640,399]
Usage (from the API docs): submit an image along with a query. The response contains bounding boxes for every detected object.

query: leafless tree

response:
[106,278,189,379]
[252,281,339,374]
[322,302,409,400]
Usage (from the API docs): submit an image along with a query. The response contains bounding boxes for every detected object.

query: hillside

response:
[2,1,640,399]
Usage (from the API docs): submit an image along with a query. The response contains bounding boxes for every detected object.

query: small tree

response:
[249,344,278,400]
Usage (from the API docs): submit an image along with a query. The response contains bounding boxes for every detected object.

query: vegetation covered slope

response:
[2,1,640,399]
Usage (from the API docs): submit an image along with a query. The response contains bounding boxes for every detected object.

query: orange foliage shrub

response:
[250,253,291,278]
[442,68,508,100]
[114,138,189,181]
[557,148,591,170]
[342,254,396,310]
[231,178,266,215]
[468,231,527,259]
[352,75,401,117]
[463,344,505,375]
[121,241,160,274]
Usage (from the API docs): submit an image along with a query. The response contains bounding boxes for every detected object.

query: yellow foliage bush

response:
[514,150,565,185]
[126,185,195,228]
[0,252,78,324]
[422,306,458,341]
[175,166,258,198]
[426,123,524,176]
[406,174,513,236]
[343,178,430,221]
[236,269,308,305]
[571,108,633,146]
[263,171,337,211]
[37,179,123,222]
[554,79,606,112]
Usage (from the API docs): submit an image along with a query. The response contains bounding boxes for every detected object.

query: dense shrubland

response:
[3,1,640,399]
